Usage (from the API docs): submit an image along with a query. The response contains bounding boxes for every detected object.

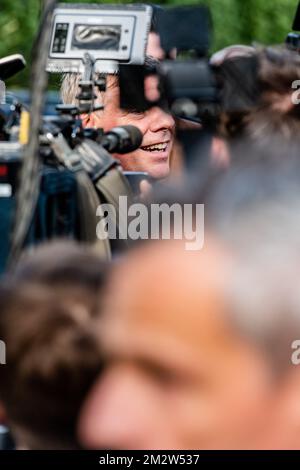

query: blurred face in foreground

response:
[79,241,300,450]
[83,76,175,180]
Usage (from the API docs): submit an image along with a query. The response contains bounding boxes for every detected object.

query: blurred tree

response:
[0,0,298,88]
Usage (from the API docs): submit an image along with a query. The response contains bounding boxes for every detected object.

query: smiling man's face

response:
[82,75,175,180]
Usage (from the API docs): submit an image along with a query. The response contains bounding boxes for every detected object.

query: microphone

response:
[0,54,26,81]
[101,125,143,154]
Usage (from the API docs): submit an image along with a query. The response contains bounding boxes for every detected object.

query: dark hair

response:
[218,47,300,142]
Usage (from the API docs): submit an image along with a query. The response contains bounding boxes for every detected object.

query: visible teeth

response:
[142,143,167,152]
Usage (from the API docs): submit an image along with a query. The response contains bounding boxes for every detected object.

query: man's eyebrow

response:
[106,351,201,387]
[107,351,179,375]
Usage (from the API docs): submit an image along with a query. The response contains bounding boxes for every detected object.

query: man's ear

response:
[211,137,230,169]
[0,401,7,424]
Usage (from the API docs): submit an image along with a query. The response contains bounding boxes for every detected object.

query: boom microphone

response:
[101,125,143,154]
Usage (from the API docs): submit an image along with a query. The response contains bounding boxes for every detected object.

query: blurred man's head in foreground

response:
[0,241,108,449]
[79,159,300,450]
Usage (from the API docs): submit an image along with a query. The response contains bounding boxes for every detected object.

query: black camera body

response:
[118,6,220,125]
[0,47,145,272]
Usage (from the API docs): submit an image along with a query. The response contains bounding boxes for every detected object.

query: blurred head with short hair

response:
[204,45,300,173]
[0,241,108,449]
[216,46,300,154]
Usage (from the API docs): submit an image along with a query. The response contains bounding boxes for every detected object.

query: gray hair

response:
[225,199,300,372]
[60,56,159,106]
[60,72,108,106]
[60,73,82,105]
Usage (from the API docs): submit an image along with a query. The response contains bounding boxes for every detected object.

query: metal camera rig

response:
[286,1,300,52]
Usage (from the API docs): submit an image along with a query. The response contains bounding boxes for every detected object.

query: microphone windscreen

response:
[102,125,143,153]
[120,125,143,150]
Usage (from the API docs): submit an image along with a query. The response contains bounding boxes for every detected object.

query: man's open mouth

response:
[141,142,169,153]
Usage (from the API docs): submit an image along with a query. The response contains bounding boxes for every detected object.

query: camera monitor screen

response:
[47,4,152,74]
[71,24,121,51]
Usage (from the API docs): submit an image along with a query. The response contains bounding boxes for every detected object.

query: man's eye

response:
[142,362,179,387]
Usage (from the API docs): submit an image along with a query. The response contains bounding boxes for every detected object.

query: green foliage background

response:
[0,0,299,88]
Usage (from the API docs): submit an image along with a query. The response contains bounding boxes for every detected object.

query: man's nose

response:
[78,367,157,450]
[148,106,175,133]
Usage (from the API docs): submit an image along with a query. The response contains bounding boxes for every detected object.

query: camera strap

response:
[94,167,134,243]
[76,170,112,260]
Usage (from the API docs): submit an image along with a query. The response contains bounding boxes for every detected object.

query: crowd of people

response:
[1,3,300,450]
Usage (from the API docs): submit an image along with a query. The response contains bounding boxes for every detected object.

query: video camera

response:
[46,4,220,124]
[0,3,156,272]
[119,5,219,124]
[44,3,155,184]
[1,2,240,271]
